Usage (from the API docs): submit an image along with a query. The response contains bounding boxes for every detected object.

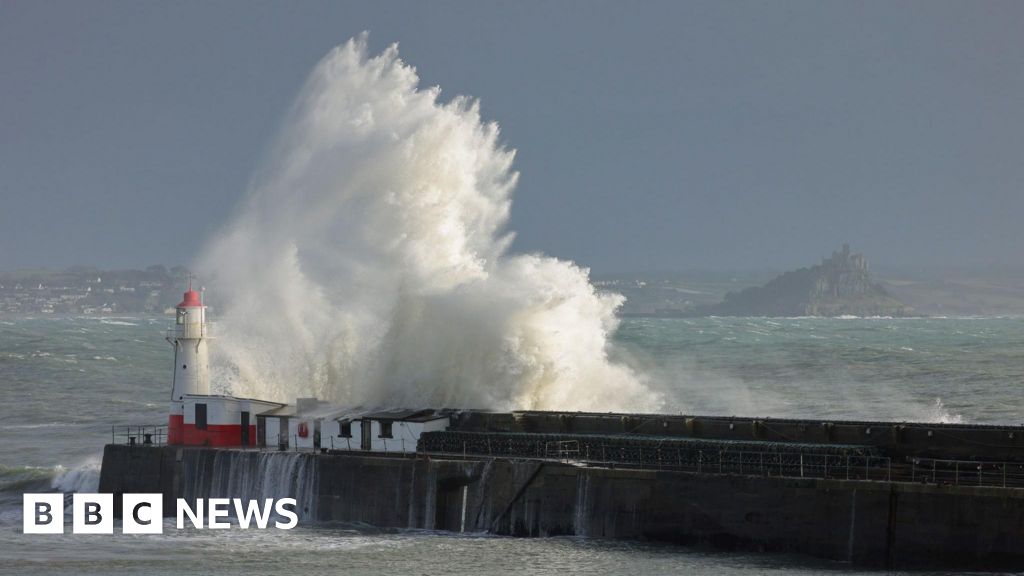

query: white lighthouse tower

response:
[167,277,209,443]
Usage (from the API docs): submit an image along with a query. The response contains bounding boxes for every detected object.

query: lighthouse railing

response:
[166,322,214,340]
[111,425,167,446]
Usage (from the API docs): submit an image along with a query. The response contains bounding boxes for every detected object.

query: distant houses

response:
[0,265,191,315]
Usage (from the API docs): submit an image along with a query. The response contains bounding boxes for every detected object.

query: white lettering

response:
[22,494,64,534]
[207,498,231,529]
[23,494,298,532]
[123,494,163,534]
[233,498,274,529]
[176,498,204,529]
[274,498,298,529]
[72,493,113,534]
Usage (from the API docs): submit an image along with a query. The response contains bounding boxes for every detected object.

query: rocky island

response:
[696,245,912,317]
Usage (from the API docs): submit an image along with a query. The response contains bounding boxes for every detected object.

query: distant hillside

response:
[0,265,190,315]
[695,245,911,317]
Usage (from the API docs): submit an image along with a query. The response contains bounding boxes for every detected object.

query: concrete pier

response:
[100,443,1024,570]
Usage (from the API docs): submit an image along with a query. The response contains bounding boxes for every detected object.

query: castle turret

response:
[167,278,210,443]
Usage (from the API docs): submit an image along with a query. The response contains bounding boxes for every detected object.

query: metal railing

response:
[417,436,1024,489]
[111,425,166,446]
[907,458,1024,488]
[113,425,1024,489]
[654,450,896,482]
[165,321,214,340]
[260,432,320,452]
[317,435,414,454]
[346,435,414,454]
[262,433,420,454]
[544,440,581,461]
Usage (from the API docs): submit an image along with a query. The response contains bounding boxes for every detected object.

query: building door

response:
[195,403,207,430]
[279,417,289,449]
[240,411,250,446]
[361,420,372,451]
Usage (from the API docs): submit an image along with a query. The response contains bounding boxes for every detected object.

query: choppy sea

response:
[1,315,1021,575]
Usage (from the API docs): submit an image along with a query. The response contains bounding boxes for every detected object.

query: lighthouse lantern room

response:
[166,280,281,446]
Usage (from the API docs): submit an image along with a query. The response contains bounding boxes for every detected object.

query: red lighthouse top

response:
[177,276,203,308]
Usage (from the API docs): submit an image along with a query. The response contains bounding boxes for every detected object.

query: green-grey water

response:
[1,315,1021,575]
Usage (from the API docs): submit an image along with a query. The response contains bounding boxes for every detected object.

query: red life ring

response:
[298,421,309,438]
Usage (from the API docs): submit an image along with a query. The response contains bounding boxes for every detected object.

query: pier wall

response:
[452,411,1024,461]
[99,444,1024,569]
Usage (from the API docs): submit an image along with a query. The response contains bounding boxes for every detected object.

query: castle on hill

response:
[698,244,912,317]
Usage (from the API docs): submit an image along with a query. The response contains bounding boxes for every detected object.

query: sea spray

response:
[197,34,659,412]
[922,397,964,424]
[50,458,101,494]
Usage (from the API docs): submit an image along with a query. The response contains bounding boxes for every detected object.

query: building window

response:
[195,403,207,430]
[339,422,352,438]
[378,421,392,439]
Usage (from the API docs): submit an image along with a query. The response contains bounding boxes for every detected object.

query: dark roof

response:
[181,394,286,408]
[258,405,297,417]
[355,408,448,423]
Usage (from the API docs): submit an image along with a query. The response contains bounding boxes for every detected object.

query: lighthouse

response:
[167,278,210,443]
[165,279,283,446]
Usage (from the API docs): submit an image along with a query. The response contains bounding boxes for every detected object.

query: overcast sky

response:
[1,1,1021,273]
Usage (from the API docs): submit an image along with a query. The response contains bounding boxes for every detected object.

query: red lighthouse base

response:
[168,414,184,444]
[169,395,281,447]
[169,413,255,447]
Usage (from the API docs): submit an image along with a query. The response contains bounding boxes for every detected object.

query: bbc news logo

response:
[23,493,299,534]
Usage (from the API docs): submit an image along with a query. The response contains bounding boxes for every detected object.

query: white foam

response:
[196,34,658,412]
[99,319,139,326]
[916,398,964,425]
[51,456,101,493]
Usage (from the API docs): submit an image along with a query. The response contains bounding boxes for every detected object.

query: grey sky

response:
[1,1,1021,273]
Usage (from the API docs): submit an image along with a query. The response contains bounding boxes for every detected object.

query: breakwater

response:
[101,440,1024,570]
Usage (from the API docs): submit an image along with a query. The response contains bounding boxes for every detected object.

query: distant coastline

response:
[0,265,190,315]
[5,258,1024,318]
[602,257,1024,318]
